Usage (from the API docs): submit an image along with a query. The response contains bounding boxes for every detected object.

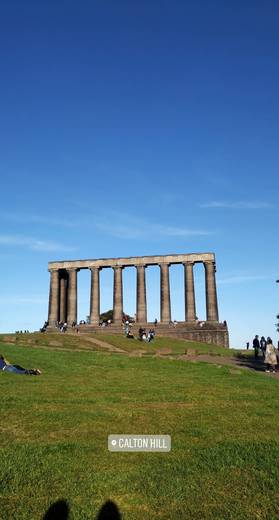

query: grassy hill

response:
[1,331,249,357]
[0,334,278,519]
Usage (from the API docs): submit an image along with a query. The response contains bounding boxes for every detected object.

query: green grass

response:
[1,331,253,358]
[0,337,278,519]
[0,332,108,352]
[94,332,251,357]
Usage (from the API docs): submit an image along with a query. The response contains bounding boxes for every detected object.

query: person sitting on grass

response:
[264,339,277,374]
[0,355,41,375]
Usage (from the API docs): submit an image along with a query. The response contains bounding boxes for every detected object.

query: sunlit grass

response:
[0,338,278,519]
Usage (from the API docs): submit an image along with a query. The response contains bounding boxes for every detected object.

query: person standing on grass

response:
[264,339,277,373]
[260,336,267,357]
[253,335,260,359]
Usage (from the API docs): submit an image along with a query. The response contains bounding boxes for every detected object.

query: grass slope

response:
[94,333,241,356]
[0,337,278,520]
[1,331,251,357]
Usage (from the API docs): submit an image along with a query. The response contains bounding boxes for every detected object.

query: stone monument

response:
[47,252,229,347]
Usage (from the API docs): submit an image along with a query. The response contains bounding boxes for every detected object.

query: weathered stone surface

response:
[48,252,215,271]
[136,265,147,322]
[48,270,60,326]
[204,261,219,321]
[160,263,171,323]
[113,266,123,323]
[90,267,100,324]
[184,262,196,322]
[67,268,77,324]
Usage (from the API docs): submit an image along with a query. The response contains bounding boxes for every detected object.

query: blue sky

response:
[0,1,278,347]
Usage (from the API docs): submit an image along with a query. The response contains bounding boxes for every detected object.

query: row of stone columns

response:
[48,261,219,326]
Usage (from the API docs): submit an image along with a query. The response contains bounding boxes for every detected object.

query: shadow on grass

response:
[234,355,268,373]
[43,500,69,520]
[43,498,121,519]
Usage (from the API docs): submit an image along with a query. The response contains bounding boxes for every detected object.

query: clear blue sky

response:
[0,1,278,347]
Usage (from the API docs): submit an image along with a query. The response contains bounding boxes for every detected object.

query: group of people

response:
[251,335,278,373]
[122,321,156,342]
[138,327,156,342]
[56,321,68,332]
[99,319,112,327]
[0,355,41,375]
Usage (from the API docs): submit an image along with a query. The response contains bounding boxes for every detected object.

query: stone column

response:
[136,265,147,322]
[160,263,171,323]
[59,274,67,323]
[48,269,60,326]
[184,262,196,321]
[113,266,123,322]
[204,261,219,321]
[90,267,100,324]
[67,268,78,325]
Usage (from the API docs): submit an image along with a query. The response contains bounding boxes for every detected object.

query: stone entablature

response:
[48,252,215,271]
[47,252,220,331]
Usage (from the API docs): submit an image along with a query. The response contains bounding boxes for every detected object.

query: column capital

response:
[204,260,215,266]
[136,264,147,273]
[183,260,195,267]
[204,260,216,272]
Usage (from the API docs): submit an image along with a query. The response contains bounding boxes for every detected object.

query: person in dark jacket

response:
[253,335,260,359]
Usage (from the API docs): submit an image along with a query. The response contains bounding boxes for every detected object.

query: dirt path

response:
[3,334,126,355]
[174,353,279,377]
[67,333,126,354]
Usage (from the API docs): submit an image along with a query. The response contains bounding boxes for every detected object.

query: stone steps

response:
[47,321,229,347]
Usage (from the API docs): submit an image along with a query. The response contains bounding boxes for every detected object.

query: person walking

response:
[252,335,260,359]
[264,338,278,373]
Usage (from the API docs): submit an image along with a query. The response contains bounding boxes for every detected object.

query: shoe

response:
[273,371,276,374]
[265,370,270,373]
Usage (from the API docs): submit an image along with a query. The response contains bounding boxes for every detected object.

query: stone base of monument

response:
[47,321,229,348]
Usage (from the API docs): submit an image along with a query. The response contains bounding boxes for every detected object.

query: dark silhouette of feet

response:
[43,499,121,519]
[43,499,69,520]
[96,500,122,519]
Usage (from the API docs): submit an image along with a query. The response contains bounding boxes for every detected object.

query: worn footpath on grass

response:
[86,333,277,378]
